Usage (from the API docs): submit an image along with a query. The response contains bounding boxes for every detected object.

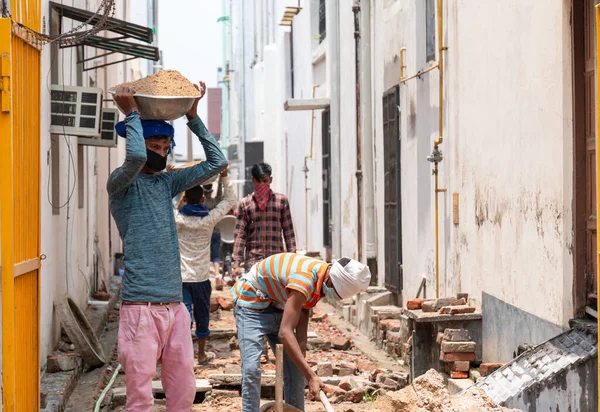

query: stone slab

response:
[209,374,276,387]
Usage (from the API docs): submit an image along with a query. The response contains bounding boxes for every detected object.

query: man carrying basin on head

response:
[108,82,227,412]
[231,253,372,412]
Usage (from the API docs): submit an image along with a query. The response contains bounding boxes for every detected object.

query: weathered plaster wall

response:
[382,0,575,361]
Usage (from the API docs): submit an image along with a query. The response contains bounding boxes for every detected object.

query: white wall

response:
[39,0,148,366]
[378,0,574,335]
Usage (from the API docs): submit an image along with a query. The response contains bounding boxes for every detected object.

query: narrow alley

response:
[0,0,598,412]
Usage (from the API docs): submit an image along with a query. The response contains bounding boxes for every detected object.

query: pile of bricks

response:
[407,293,476,315]
[438,328,476,379]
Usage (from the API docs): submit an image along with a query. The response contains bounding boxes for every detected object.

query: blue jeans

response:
[234,304,306,412]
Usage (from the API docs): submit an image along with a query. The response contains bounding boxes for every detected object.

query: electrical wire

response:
[1,0,116,47]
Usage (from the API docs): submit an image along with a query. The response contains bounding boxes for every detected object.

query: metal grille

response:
[319,0,326,43]
[322,108,332,248]
[383,86,402,293]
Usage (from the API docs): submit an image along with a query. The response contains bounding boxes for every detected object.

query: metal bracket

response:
[0,53,10,113]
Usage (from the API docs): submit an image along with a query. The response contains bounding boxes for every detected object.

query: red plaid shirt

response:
[233,191,297,269]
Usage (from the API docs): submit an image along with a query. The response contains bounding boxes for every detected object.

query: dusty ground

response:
[68,284,390,411]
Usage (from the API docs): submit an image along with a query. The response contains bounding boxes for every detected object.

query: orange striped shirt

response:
[231,253,329,310]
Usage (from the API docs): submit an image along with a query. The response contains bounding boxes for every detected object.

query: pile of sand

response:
[371,369,521,412]
[110,70,202,97]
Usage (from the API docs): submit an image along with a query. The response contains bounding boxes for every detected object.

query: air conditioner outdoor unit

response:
[50,85,102,137]
[78,108,119,148]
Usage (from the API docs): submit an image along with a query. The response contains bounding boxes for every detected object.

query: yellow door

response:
[0,1,42,409]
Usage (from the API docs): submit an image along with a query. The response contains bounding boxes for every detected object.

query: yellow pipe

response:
[595,5,600,408]
[304,85,318,250]
[400,63,438,84]
[435,0,444,147]
[434,0,445,298]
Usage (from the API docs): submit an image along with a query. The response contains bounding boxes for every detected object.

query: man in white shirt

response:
[175,167,236,365]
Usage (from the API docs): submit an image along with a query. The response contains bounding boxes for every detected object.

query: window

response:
[382,86,402,293]
[319,0,326,43]
[425,0,436,62]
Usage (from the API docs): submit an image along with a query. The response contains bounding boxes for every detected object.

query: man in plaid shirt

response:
[232,162,296,278]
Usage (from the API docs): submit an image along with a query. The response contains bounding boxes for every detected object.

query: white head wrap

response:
[329,258,371,299]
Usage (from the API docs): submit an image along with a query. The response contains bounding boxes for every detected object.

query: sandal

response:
[196,352,216,366]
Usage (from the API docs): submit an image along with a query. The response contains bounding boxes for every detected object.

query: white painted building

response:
[229,0,597,365]
[39,0,156,366]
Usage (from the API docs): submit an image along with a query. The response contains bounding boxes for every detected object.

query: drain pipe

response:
[429,0,447,298]
[353,1,363,261]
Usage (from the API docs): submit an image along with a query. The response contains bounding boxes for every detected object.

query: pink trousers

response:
[118,302,196,412]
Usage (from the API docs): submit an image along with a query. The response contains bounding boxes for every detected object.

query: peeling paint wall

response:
[382,0,575,360]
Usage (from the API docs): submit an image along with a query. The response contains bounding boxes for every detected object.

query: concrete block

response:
[422,298,455,312]
[447,377,474,395]
[46,352,81,373]
[443,329,471,342]
[441,341,476,353]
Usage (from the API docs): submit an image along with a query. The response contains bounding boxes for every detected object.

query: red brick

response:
[451,371,469,379]
[439,305,476,315]
[339,381,352,391]
[450,298,466,306]
[331,336,351,351]
[218,296,234,311]
[440,352,476,362]
[215,277,224,291]
[480,363,504,377]
[210,297,220,313]
[407,298,426,310]
[453,360,471,372]
[345,388,365,403]
[311,312,328,322]
[379,319,401,333]
[323,384,346,396]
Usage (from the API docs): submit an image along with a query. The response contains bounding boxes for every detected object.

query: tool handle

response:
[319,391,335,412]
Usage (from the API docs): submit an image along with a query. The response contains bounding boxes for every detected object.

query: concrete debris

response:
[371,369,521,412]
[317,361,334,377]
[46,352,81,373]
[228,335,239,350]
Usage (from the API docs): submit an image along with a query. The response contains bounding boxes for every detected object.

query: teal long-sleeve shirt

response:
[108,113,227,302]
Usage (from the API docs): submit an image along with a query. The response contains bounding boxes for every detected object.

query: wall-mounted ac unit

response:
[78,108,119,148]
[50,85,102,137]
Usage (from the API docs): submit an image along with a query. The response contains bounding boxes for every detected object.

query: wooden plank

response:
[151,379,212,394]
[585,306,598,319]
[275,344,283,412]
[13,258,39,277]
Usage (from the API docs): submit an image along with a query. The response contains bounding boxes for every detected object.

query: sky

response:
[158,0,224,160]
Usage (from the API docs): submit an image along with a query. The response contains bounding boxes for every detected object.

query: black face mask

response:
[145,149,167,172]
